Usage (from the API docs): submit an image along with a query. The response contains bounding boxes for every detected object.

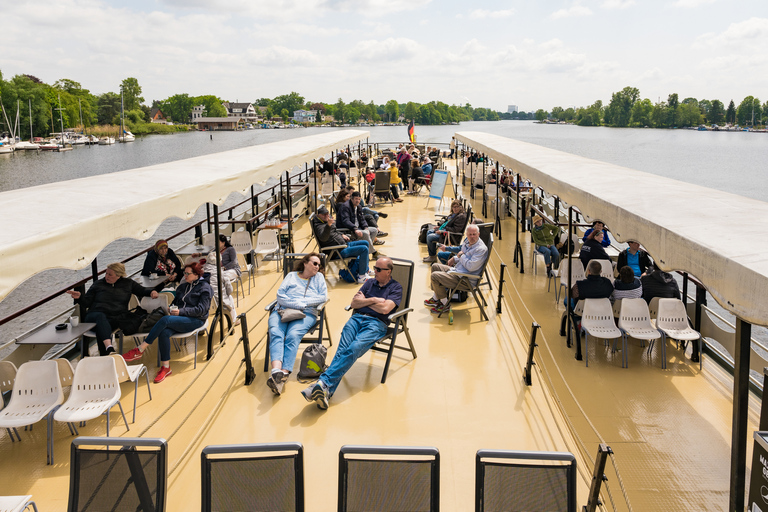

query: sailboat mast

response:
[58,93,64,141]
[29,99,33,141]
[120,87,125,141]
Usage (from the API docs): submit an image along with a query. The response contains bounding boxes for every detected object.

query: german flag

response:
[407,120,415,143]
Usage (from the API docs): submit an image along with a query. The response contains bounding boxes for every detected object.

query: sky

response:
[1,0,767,112]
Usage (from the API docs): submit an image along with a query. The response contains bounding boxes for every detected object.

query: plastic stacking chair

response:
[254,229,281,271]
[618,298,661,369]
[475,449,576,512]
[0,361,17,412]
[169,297,217,370]
[202,232,216,249]
[55,358,75,390]
[130,295,171,343]
[110,354,152,424]
[338,445,439,512]
[580,298,623,367]
[0,360,63,464]
[555,258,585,304]
[0,495,38,512]
[656,298,703,370]
[201,442,304,512]
[586,259,614,280]
[231,229,256,287]
[68,437,167,512]
[53,357,129,465]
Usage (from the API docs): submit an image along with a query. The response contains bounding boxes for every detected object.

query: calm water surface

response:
[1,122,766,348]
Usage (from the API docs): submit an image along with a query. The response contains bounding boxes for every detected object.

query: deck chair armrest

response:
[322,244,348,251]
[344,305,353,311]
[452,271,481,280]
[264,299,277,312]
[316,299,330,311]
[388,307,413,321]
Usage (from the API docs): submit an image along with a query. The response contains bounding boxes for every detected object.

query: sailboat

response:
[118,88,135,142]
[16,99,41,150]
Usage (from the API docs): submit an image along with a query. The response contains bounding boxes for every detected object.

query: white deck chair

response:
[555,258,585,304]
[580,298,623,367]
[618,298,661,369]
[0,495,38,512]
[231,230,255,288]
[0,360,63,463]
[53,357,129,464]
[202,232,216,248]
[110,354,151,423]
[656,298,703,370]
[253,229,281,270]
[169,297,217,370]
[0,361,17,413]
[585,259,614,280]
[54,358,75,390]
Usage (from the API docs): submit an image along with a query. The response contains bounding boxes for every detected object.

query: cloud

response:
[468,8,515,19]
[551,4,593,19]
[693,17,768,49]
[348,38,420,62]
[602,0,635,8]
[672,0,716,7]
[246,46,321,67]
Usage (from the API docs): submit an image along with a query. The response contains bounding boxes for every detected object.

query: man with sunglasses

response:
[301,257,402,410]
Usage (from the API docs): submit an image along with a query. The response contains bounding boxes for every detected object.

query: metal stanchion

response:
[239,313,255,386]
[523,323,540,386]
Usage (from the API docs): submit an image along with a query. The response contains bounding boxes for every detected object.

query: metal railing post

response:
[583,444,612,512]
[523,323,540,386]
[212,204,225,348]
[496,263,506,314]
[239,313,255,386]
[730,318,751,512]
[91,259,99,286]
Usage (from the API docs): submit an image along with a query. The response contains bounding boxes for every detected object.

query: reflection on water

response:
[1,122,766,353]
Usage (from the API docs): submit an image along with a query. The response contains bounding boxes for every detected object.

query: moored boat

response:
[98,136,115,145]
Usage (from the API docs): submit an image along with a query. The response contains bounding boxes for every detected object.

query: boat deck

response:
[0,166,756,510]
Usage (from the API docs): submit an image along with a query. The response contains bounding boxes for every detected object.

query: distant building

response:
[193,117,243,131]
[191,105,206,121]
[293,110,320,123]
[508,105,518,113]
[150,108,167,124]
[222,102,258,122]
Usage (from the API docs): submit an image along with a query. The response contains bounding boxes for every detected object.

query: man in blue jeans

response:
[311,205,371,283]
[301,257,402,409]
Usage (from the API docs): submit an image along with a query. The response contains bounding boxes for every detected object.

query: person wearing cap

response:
[66,262,159,356]
[617,240,652,277]
[337,191,385,248]
[141,240,183,284]
[531,215,561,276]
[311,205,372,283]
[582,220,612,248]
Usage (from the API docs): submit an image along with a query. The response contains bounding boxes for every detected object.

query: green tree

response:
[651,101,668,128]
[158,93,194,124]
[535,109,547,122]
[120,77,144,110]
[97,92,121,125]
[629,98,653,127]
[551,106,564,121]
[709,100,725,125]
[736,96,760,126]
[315,110,322,123]
[345,106,360,124]
[575,102,602,126]
[385,99,399,122]
[335,98,346,123]
[667,93,679,127]
[678,102,702,127]
[254,98,271,107]
[280,108,289,123]
[404,102,418,121]
[194,95,226,118]
[726,100,736,124]
[272,92,305,117]
[604,86,639,127]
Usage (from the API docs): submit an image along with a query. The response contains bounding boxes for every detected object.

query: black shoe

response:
[105,346,116,355]
[377,231,389,237]
[378,212,388,218]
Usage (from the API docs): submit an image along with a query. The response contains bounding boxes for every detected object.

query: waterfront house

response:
[150,108,168,124]
[193,117,243,131]
[222,102,258,122]
[191,105,206,122]
[293,109,320,123]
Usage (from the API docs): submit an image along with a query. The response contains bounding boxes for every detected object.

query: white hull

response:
[98,137,115,145]
[15,141,40,150]
[0,145,14,154]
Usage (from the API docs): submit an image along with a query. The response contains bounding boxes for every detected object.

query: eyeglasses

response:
[308,260,320,267]
[373,266,390,273]
[184,271,194,276]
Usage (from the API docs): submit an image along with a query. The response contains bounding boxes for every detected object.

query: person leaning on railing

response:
[66,262,159,356]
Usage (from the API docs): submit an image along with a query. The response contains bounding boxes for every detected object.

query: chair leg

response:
[585,332,589,367]
[264,333,271,372]
[133,379,138,424]
[116,400,130,431]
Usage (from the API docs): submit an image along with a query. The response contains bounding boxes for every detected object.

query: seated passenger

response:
[199,249,237,326]
[568,259,614,308]
[388,161,404,202]
[337,191,384,247]
[267,253,328,396]
[531,215,560,276]
[421,156,433,175]
[66,262,159,356]
[582,220,612,247]
[142,240,182,284]
[425,224,487,314]
[217,235,241,284]
[408,159,424,194]
[641,264,681,303]
[311,205,371,283]
[300,257,401,409]
[617,240,652,277]
[612,266,643,302]
[579,229,611,268]
[423,200,467,263]
[123,261,213,383]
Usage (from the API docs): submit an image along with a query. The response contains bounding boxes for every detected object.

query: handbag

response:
[278,274,311,323]
[139,307,168,333]
[297,343,328,382]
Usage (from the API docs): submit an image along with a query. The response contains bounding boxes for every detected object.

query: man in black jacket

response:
[312,206,371,283]
[337,192,383,249]
[641,264,681,303]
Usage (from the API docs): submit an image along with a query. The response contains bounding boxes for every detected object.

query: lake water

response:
[1,121,766,349]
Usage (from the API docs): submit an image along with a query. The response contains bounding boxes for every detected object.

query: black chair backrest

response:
[476,223,493,250]
[387,258,414,313]
[475,449,576,512]
[282,253,328,278]
[374,171,391,193]
[202,443,304,512]
[69,437,167,512]
[338,445,439,512]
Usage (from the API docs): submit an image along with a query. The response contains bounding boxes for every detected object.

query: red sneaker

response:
[154,366,172,383]
[122,347,143,362]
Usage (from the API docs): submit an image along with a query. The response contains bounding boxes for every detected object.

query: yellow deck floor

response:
[0,166,757,511]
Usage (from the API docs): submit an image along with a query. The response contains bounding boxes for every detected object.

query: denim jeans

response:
[319,314,388,395]
[437,245,460,264]
[426,231,443,257]
[535,245,560,266]
[340,240,370,277]
[268,309,317,371]
[361,207,379,221]
[144,315,205,362]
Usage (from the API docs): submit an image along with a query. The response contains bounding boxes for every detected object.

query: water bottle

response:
[448,307,453,325]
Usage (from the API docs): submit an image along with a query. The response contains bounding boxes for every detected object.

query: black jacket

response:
[311,215,347,248]
[617,248,652,276]
[579,239,610,268]
[573,275,614,300]
[337,200,368,231]
[141,248,183,282]
[641,271,681,303]
[77,277,153,320]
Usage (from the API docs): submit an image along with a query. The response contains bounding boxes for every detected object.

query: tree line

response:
[539,87,767,128]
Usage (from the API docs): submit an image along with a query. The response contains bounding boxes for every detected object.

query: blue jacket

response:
[276,272,328,316]
[173,274,213,321]
[337,200,368,231]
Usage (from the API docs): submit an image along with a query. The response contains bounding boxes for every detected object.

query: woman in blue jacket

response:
[123,261,212,383]
[267,253,328,396]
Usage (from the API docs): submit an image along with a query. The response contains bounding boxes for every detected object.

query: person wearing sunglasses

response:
[301,257,401,410]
